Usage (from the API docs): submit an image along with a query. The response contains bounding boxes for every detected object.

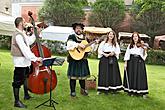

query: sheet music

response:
[42,57,65,66]
[53,57,65,66]
[42,57,56,66]
[43,57,56,60]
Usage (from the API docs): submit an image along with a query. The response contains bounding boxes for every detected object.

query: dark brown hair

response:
[105,30,117,47]
[72,23,84,30]
[130,32,141,49]
[14,17,23,28]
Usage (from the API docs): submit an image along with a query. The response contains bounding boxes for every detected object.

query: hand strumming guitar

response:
[78,43,85,49]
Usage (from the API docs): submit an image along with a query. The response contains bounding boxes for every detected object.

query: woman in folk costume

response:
[66,23,90,97]
[123,32,148,98]
[97,30,123,95]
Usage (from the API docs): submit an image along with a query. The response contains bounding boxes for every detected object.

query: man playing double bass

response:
[11,17,42,108]
[66,23,90,97]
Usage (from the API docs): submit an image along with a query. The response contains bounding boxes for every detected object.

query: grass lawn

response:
[0,49,165,110]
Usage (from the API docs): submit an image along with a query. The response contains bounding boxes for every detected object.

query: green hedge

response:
[41,40,68,56]
[145,49,165,65]
[0,35,11,49]
[1,35,164,65]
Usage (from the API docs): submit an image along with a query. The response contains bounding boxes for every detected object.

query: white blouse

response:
[124,44,147,61]
[98,41,120,59]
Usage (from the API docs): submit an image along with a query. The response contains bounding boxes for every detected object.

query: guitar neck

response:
[84,36,105,48]
[85,40,96,48]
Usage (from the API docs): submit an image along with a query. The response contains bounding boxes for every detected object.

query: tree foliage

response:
[88,0,125,29]
[130,0,165,39]
[38,0,88,26]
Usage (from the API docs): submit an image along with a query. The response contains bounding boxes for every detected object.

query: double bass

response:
[27,11,57,94]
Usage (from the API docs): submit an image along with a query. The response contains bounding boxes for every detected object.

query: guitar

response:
[69,36,105,60]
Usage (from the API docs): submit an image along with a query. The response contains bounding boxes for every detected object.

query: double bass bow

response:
[27,11,57,94]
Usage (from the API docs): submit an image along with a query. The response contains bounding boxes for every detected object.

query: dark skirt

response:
[67,58,90,80]
[123,54,148,95]
[97,55,123,91]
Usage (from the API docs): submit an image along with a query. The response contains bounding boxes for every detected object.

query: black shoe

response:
[80,88,88,96]
[70,92,76,97]
[24,95,33,100]
[14,100,27,108]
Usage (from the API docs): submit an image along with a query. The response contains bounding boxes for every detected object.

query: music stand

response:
[53,57,65,66]
[35,57,58,110]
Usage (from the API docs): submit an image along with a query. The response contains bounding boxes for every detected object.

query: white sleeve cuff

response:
[67,40,79,50]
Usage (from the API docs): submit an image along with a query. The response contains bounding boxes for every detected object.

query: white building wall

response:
[12,3,21,17]
[12,2,43,18]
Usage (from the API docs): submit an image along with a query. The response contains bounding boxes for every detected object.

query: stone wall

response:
[0,0,12,15]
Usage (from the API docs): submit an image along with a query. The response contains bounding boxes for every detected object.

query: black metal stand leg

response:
[52,100,58,104]
[35,65,58,110]
[51,101,56,110]
[35,99,50,108]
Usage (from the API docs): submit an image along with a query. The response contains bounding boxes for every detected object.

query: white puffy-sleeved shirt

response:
[98,41,121,59]
[12,28,37,67]
[66,34,82,51]
[67,40,79,51]
[124,44,147,61]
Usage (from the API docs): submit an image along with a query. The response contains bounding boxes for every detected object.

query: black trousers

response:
[12,67,30,88]
[70,79,85,92]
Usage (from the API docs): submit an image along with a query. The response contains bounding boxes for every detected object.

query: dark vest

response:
[11,30,27,57]
[67,34,85,43]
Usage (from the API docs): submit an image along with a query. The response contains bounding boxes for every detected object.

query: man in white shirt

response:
[11,17,42,108]
[66,23,90,97]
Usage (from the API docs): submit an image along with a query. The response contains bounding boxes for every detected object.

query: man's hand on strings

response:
[78,43,85,49]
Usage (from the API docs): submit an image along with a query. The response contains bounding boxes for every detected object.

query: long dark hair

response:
[105,30,117,47]
[130,32,141,49]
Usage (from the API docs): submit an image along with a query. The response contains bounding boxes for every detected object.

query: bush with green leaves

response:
[89,0,125,29]
[146,49,165,65]
[130,0,165,45]
[42,40,68,56]
[0,35,11,49]
[38,0,88,26]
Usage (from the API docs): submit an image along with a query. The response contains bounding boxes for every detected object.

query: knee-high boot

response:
[70,79,76,97]
[13,88,27,108]
[23,78,31,100]
[79,80,88,96]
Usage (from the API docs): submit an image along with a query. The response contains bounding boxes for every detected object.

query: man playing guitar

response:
[66,23,90,97]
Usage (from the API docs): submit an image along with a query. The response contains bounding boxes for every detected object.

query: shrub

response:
[0,35,11,49]
[41,40,68,56]
[146,49,165,65]
[1,35,164,65]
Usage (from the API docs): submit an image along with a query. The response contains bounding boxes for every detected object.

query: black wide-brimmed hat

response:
[72,23,85,30]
